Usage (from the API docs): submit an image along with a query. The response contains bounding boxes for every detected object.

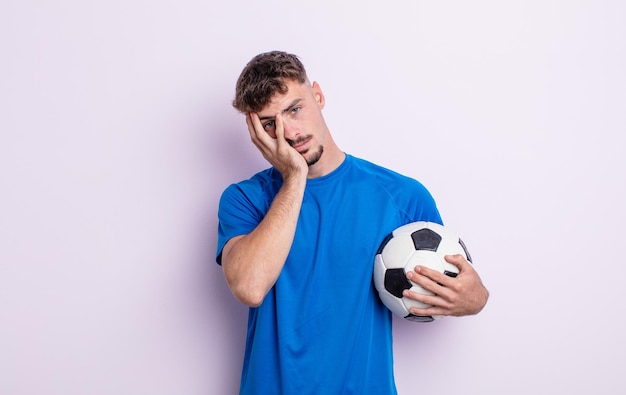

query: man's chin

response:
[305,146,324,167]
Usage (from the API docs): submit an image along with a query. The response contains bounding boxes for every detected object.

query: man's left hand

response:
[403,254,489,317]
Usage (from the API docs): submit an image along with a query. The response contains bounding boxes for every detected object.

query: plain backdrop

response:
[2,1,625,394]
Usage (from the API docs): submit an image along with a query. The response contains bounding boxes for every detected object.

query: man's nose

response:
[281,117,298,140]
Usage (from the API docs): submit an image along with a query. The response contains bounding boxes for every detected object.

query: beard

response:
[304,145,323,167]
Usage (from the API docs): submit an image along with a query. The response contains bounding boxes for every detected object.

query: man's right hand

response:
[247,112,308,182]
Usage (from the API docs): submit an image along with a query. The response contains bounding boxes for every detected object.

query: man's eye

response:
[263,121,275,130]
[291,107,301,114]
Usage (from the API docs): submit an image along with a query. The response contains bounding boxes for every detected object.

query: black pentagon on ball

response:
[405,314,435,323]
[411,228,442,251]
[459,238,473,263]
[384,268,411,298]
[376,232,394,255]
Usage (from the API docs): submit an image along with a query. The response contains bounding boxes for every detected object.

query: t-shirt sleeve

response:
[404,178,443,225]
[215,183,264,265]
[372,165,443,228]
[413,182,443,225]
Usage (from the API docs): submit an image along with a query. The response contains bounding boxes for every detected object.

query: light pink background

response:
[2,1,625,394]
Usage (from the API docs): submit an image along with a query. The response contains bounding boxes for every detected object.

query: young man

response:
[216,51,489,395]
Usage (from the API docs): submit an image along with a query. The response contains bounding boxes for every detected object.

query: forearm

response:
[222,176,306,306]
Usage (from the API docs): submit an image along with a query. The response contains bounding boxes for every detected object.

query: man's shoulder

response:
[220,167,282,205]
[226,167,281,189]
[348,154,418,183]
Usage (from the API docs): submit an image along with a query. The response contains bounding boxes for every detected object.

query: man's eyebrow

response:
[282,99,302,113]
[258,99,302,121]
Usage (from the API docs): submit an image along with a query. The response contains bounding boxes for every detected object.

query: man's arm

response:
[221,113,308,307]
[221,176,305,306]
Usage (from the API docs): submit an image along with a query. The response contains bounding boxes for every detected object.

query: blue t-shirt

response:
[217,154,442,395]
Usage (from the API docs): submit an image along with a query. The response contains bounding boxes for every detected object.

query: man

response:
[216,51,489,395]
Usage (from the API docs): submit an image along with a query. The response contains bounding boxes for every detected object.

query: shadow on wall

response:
[186,106,267,390]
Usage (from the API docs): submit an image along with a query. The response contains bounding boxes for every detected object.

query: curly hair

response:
[232,51,308,113]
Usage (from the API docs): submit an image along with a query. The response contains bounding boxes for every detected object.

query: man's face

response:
[255,80,327,167]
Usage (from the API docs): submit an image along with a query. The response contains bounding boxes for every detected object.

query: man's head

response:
[233,51,345,177]
[233,51,308,113]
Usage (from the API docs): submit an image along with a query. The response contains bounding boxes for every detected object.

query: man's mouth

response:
[291,136,312,151]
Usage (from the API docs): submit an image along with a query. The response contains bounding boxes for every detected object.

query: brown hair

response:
[232,51,308,113]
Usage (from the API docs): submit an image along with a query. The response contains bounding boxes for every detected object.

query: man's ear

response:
[311,81,325,110]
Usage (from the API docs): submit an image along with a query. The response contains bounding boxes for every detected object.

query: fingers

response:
[410,254,471,285]
[247,112,280,159]
[406,268,449,298]
[247,112,285,147]
[274,112,285,141]
[245,112,305,177]
[245,112,256,137]
[402,285,451,317]
[247,112,269,145]
[404,254,488,317]
[406,299,449,317]
[444,254,471,271]
[273,113,293,155]
[403,272,454,317]
[408,255,469,295]
[404,259,461,309]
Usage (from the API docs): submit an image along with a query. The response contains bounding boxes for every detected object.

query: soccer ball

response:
[373,221,472,322]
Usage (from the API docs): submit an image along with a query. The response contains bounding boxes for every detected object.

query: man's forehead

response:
[258,98,303,120]
[259,82,309,115]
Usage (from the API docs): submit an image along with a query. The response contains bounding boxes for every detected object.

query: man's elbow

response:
[228,281,266,308]
[223,266,267,307]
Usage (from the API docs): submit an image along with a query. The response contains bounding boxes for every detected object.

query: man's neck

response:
[307,149,346,179]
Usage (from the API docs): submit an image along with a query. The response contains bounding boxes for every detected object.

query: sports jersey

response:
[216,154,442,395]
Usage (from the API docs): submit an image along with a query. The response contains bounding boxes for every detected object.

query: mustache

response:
[287,135,312,147]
